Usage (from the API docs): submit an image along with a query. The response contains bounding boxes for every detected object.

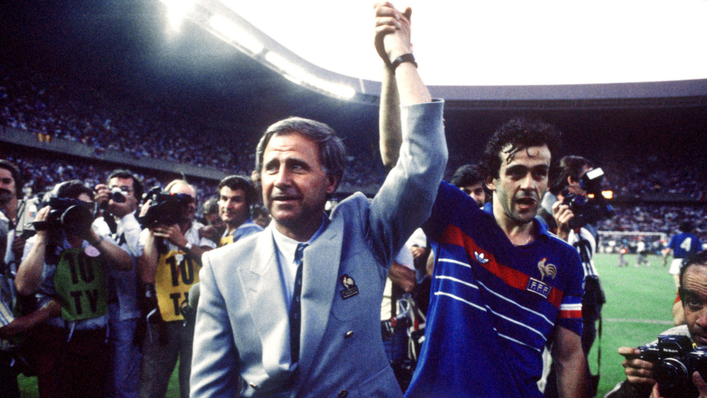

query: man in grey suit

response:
[190,3,446,397]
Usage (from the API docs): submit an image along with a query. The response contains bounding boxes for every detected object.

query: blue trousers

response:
[106,318,141,398]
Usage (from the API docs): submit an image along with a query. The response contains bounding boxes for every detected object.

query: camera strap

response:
[104,212,118,236]
[594,310,603,395]
[14,200,25,231]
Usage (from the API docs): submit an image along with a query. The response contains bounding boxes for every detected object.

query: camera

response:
[32,197,95,236]
[138,187,194,228]
[561,167,615,229]
[636,334,707,398]
[109,186,126,204]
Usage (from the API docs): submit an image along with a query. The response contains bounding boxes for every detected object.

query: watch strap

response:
[390,53,417,71]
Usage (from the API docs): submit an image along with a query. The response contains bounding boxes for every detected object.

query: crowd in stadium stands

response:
[1,64,705,240]
[0,150,216,214]
[0,66,387,190]
[601,156,707,201]
[0,66,256,174]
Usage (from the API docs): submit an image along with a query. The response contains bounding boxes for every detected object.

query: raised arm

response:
[85,226,133,271]
[138,229,159,284]
[375,2,431,169]
[379,64,401,169]
[15,206,50,296]
[369,1,447,266]
[374,3,431,105]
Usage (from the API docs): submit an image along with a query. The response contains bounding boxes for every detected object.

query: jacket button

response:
[344,331,354,339]
[338,390,348,398]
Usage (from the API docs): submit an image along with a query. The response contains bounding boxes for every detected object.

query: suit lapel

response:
[238,229,292,379]
[294,215,343,390]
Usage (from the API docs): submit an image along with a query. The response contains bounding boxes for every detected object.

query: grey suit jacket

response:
[191,101,446,398]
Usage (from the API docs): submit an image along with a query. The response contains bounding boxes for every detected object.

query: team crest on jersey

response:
[474,251,489,264]
[538,258,557,280]
[340,274,359,299]
[527,278,552,299]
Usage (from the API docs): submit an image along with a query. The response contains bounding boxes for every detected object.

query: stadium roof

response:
[170,0,707,108]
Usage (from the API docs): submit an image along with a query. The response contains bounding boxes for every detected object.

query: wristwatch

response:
[183,242,193,251]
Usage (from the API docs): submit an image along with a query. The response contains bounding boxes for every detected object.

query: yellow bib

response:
[154,250,200,322]
[219,235,233,247]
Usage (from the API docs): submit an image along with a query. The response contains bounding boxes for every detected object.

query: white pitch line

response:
[603,318,673,325]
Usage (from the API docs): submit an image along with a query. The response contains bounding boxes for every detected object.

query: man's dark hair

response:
[679,221,694,233]
[479,117,562,181]
[0,159,23,197]
[41,180,96,257]
[678,251,707,302]
[202,197,219,216]
[52,180,94,200]
[550,156,594,196]
[217,175,257,208]
[255,117,346,190]
[252,204,269,218]
[107,169,144,202]
[450,164,485,188]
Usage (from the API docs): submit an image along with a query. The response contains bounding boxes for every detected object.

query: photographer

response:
[1,160,38,279]
[14,180,132,398]
[544,156,607,397]
[93,169,144,398]
[136,179,214,398]
[1,159,60,398]
[607,251,707,398]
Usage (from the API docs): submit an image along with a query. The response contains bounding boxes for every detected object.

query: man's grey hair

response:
[255,117,346,182]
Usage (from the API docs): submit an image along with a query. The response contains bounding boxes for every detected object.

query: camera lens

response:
[111,187,126,203]
[61,204,95,236]
[655,358,693,398]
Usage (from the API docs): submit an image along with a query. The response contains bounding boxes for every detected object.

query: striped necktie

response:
[289,243,307,364]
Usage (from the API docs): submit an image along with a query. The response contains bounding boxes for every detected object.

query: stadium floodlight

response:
[166,0,360,102]
[264,51,307,81]
[264,51,355,99]
[160,0,196,31]
[207,15,264,55]
[311,79,356,100]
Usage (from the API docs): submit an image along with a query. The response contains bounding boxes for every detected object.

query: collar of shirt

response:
[170,220,203,250]
[271,214,329,305]
[221,217,255,238]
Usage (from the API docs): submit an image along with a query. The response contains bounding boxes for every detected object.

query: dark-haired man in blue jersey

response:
[664,221,703,288]
[377,6,588,394]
